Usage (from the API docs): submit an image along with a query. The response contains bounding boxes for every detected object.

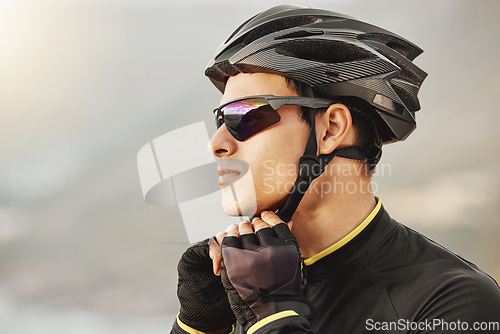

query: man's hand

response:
[211,211,312,332]
[176,239,235,333]
[208,212,293,276]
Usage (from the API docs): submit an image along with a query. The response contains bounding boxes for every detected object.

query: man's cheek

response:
[263,175,275,195]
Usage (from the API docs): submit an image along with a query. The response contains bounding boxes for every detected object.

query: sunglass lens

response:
[221,99,281,141]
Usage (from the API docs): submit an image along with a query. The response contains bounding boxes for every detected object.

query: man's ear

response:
[315,103,355,155]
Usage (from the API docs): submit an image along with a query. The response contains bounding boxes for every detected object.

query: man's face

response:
[209,72,310,216]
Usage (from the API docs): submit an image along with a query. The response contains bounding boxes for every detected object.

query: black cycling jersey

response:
[173,202,500,333]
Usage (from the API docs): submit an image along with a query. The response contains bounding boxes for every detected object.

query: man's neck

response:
[290,162,376,259]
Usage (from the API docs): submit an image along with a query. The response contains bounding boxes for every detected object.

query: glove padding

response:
[177,238,235,332]
[221,223,312,331]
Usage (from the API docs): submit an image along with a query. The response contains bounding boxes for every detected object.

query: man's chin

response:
[221,203,254,217]
[221,196,258,217]
[220,192,288,218]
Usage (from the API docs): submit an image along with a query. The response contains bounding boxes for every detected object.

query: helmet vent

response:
[274,29,324,40]
[359,33,422,61]
[275,39,376,64]
[224,14,258,44]
[244,16,321,46]
[390,79,420,111]
[325,70,340,78]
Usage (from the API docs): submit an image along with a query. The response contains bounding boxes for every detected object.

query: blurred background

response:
[0,0,499,332]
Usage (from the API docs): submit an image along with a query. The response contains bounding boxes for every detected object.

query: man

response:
[171,5,500,334]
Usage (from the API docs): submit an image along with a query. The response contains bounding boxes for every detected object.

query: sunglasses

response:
[214,95,334,141]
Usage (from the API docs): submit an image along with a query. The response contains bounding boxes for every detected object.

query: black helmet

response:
[206,4,427,143]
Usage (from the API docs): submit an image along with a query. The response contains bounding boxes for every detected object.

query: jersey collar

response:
[303,197,382,266]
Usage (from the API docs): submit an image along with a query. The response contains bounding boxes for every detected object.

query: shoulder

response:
[362,218,500,321]
[379,219,493,277]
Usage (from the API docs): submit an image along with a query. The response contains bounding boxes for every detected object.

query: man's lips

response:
[216,158,249,187]
[218,168,242,186]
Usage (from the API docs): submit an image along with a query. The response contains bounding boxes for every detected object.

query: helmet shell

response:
[205,5,427,143]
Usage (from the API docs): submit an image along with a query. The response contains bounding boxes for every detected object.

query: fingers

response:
[216,215,290,254]
[273,223,297,245]
[240,233,259,250]
[211,226,235,276]
[215,231,227,247]
[260,211,284,226]
[208,237,222,276]
[251,217,271,232]
[256,226,276,246]
[238,220,259,250]
[260,211,295,240]
[221,223,242,249]
[225,223,239,237]
[239,220,253,235]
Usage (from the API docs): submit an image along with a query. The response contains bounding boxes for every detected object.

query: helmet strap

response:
[274,111,368,222]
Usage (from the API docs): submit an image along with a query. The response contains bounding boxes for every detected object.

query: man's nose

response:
[208,124,237,158]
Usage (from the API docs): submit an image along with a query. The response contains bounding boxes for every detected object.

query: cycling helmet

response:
[206,4,427,143]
